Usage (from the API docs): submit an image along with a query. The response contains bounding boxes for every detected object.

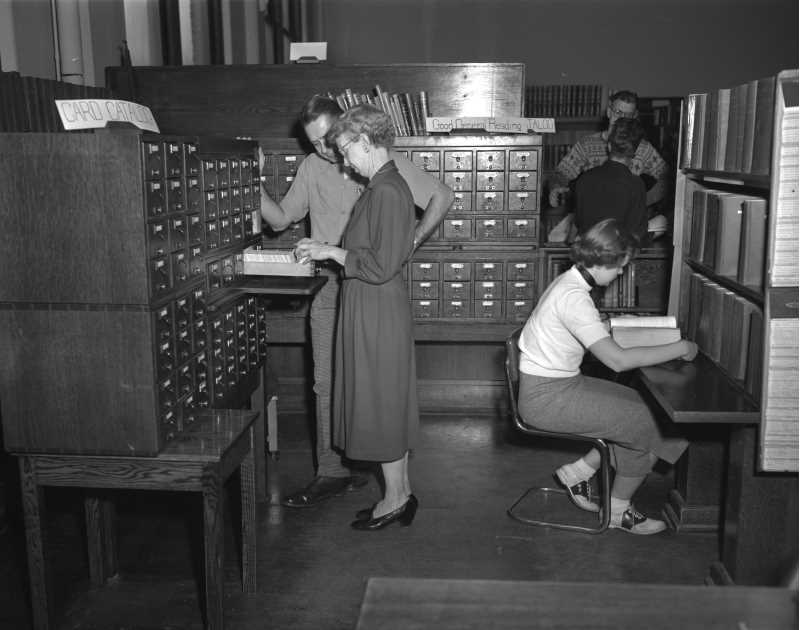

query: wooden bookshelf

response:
[660,69,798,585]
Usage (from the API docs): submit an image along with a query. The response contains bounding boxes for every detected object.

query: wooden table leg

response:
[202,464,224,630]
[241,426,257,594]
[84,491,118,586]
[250,366,267,502]
[18,456,51,630]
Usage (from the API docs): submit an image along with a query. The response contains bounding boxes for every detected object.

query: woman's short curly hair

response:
[326,104,395,149]
[570,218,638,268]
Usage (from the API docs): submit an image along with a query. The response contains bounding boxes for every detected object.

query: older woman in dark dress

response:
[293,105,419,530]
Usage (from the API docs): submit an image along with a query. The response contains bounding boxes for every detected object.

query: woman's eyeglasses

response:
[338,136,358,154]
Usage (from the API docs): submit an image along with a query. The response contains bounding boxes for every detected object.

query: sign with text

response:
[425,116,556,134]
[55,99,160,132]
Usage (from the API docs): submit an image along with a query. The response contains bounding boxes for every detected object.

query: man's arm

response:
[413,178,453,248]
[258,148,310,231]
[638,140,669,207]
[393,154,454,249]
[259,186,293,231]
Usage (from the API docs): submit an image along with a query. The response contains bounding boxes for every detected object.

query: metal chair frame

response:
[505,327,612,534]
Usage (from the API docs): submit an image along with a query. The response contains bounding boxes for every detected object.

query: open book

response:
[609,315,682,348]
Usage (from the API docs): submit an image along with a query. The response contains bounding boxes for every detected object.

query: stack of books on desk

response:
[243,247,315,277]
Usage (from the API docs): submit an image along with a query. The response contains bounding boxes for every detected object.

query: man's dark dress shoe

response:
[351,495,418,530]
[281,475,368,508]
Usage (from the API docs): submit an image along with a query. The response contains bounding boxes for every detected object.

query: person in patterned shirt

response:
[548,90,668,210]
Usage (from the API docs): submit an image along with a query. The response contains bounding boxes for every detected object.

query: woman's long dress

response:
[333,161,419,462]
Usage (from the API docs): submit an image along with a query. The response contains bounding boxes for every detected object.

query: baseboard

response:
[274,377,507,414]
[662,488,720,533]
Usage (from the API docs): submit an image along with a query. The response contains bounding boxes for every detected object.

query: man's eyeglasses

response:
[608,105,638,119]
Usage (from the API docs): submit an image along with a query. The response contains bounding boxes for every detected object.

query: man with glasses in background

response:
[260,95,453,508]
[547,90,669,240]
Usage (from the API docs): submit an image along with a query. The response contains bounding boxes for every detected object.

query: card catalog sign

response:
[425,117,555,134]
[55,99,160,132]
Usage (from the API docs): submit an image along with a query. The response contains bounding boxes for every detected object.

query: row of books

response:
[688,189,767,291]
[681,75,776,175]
[597,265,638,309]
[524,84,607,118]
[328,86,431,137]
[0,71,112,133]
[686,272,763,401]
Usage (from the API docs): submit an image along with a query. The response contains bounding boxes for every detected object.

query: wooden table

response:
[355,577,798,629]
[16,408,258,630]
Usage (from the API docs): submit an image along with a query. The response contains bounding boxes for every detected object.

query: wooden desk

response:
[356,577,798,629]
[638,353,759,424]
[637,355,798,586]
[16,408,258,630]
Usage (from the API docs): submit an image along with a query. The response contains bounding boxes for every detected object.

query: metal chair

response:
[505,327,611,533]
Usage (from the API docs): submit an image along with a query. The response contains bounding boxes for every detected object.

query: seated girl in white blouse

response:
[517,218,698,535]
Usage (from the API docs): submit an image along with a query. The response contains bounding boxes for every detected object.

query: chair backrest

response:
[505,327,524,425]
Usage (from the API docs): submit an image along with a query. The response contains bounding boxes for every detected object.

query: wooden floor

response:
[0,410,720,630]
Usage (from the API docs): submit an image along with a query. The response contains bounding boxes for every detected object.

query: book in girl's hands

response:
[609,315,681,348]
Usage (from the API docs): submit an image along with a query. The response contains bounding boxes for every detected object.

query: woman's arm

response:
[588,336,698,373]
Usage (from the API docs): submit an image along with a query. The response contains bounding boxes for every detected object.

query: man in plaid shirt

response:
[548,90,668,210]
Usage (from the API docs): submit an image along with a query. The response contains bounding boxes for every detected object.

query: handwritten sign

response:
[55,99,160,132]
[425,117,555,134]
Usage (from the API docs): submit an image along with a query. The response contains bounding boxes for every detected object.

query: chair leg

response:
[507,441,612,534]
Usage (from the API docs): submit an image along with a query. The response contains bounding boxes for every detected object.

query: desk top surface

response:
[638,353,759,424]
[356,577,798,630]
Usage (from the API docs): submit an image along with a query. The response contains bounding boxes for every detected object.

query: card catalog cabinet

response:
[0,132,266,456]
[397,135,541,322]
[260,135,542,323]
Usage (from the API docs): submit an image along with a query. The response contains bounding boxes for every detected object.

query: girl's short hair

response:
[326,104,395,149]
[570,218,637,268]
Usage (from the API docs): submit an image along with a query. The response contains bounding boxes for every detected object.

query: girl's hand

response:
[680,340,699,362]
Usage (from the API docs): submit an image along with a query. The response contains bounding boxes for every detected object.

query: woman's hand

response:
[294,238,327,264]
[294,238,348,267]
[680,340,699,362]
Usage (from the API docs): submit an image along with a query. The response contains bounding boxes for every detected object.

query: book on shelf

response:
[737,197,768,289]
[688,189,708,262]
[609,315,681,348]
[690,93,707,169]
[750,75,777,175]
[724,82,749,172]
[701,191,720,268]
[713,88,731,171]
[771,104,799,287]
[713,192,745,277]
[682,93,697,169]
[740,79,759,173]
[744,307,764,401]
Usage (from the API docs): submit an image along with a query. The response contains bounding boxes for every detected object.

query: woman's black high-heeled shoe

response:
[351,495,418,530]
[355,503,377,521]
